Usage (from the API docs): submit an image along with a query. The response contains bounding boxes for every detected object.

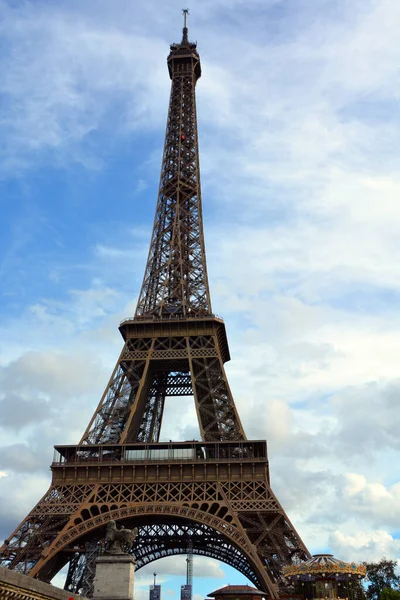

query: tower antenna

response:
[182,8,189,43]
[181,540,193,600]
[182,8,189,28]
[186,539,193,591]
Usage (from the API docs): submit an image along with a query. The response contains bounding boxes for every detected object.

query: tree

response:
[364,559,400,600]
[380,589,400,600]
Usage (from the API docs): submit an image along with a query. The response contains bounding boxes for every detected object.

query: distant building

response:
[150,584,161,600]
[207,585,267,600]
[207,584,302,600]
[181,584,192,600]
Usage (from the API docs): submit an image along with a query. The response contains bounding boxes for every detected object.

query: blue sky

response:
[1,0,400,598]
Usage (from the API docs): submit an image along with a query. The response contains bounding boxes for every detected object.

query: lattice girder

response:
[64,541,98,597]
[1,444,309,598]
[24,501,275,591]
[80,318,245,445]
[0,482,96,574]
[66,521,262,597]
[135,34,211,318]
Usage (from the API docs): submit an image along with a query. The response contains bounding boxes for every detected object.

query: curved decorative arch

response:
[133,522,260,585]
[37,503,265,590]
[65,521,262,596]
[46,504,252,559]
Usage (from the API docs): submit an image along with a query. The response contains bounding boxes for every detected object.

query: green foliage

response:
[364,559,400,600]
[380,589,400,600]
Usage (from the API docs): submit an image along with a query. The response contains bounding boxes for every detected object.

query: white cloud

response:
[135,556,226,582]
[0,472,50,524]
[340,474,400,528]
[330,530,400,564]
[0,1,169,175]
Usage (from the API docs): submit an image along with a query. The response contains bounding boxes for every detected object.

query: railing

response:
[120,313,224,326]
[52,440,267,466]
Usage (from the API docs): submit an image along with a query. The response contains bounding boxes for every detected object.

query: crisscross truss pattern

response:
[135,33,211,318]
[0,443,310,598]
[80,322,246,445]
[65,522,261,597]
[64,541,98,597]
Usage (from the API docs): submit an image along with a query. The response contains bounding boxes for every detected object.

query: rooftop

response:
[208,585,266,597]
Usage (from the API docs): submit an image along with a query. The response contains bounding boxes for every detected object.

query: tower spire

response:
[182,8,189,44]
[135,11,207,318]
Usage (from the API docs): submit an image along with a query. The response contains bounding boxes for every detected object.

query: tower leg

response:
[1,441,309,598]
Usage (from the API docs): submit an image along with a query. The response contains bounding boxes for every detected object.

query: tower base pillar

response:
[93,554,135,600]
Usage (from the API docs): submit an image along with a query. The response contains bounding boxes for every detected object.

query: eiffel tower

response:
[0,13,310,598]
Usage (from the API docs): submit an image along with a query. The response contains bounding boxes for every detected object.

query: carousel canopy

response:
[282,554,366,581]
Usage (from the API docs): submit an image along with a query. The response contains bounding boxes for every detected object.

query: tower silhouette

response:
[0,15,310,598]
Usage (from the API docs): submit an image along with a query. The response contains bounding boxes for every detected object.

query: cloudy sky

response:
[1,0,400,597]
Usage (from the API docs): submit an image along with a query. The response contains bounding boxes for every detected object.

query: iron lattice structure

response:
[0,19,310,599]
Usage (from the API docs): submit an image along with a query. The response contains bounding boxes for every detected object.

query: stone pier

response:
[93,554,135,600]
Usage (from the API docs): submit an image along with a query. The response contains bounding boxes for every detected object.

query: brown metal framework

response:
[135,23,211,320]
[0,19,310,600]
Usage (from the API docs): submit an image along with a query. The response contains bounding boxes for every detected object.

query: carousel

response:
[282,554,366,600]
